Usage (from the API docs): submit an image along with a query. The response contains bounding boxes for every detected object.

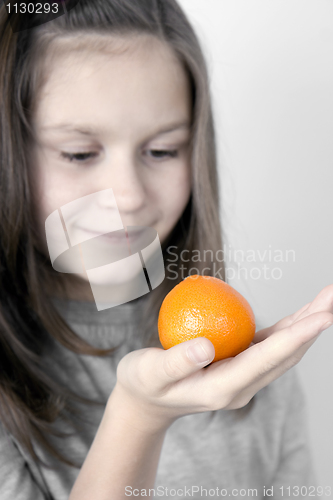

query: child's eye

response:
[145,149,178,160]
[60,151,98,163]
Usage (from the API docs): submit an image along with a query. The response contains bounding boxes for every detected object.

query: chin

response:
[87,259,143,286]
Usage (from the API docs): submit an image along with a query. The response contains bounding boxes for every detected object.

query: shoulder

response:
[0,421,49,499]
[0,421,21,464]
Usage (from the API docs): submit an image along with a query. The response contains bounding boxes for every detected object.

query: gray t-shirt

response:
[0,298,316,499]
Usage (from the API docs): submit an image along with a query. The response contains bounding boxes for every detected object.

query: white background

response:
[179,0,333,488]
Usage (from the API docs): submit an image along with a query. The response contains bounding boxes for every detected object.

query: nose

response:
[98,150,147,217]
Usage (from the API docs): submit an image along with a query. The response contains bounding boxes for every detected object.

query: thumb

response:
[161,337,215,383]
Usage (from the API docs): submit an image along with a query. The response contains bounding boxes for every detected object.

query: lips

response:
[75,226,146,245]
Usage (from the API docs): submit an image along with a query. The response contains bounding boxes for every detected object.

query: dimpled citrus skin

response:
[158,275,256,362]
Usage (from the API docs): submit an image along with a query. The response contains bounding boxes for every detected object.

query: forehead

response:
[34,34,191,135]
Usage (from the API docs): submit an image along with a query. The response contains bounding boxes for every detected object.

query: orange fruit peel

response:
[158,275,256,362]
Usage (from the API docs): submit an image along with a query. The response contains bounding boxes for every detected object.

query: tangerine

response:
[158,275,256,362]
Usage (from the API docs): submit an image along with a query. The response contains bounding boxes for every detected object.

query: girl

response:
[0,1,332,499]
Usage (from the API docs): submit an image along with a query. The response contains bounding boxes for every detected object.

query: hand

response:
[111,285,333,431]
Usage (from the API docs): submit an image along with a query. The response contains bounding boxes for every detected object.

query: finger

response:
[155,313,332,412]
[157,337,215,384]
[254,301,311,343]
[292,284,333,321]
[228,333,321,410]
[254,284,333,343]
[223,311,333,396]
[223,315,333,409]
[117,338,215,398]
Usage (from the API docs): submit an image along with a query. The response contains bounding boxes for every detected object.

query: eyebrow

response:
[40,121,191,137]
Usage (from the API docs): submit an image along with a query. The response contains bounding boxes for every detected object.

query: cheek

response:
[149,163,191,227]
[33,157,85,220]
[31,164,88,253]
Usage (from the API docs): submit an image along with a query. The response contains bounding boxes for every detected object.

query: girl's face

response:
[32,34,192,261]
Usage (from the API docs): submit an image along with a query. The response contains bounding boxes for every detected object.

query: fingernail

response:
[187,342,210,364]
[320,321,333,332]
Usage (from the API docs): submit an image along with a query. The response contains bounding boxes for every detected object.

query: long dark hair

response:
[0,0,225,466]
